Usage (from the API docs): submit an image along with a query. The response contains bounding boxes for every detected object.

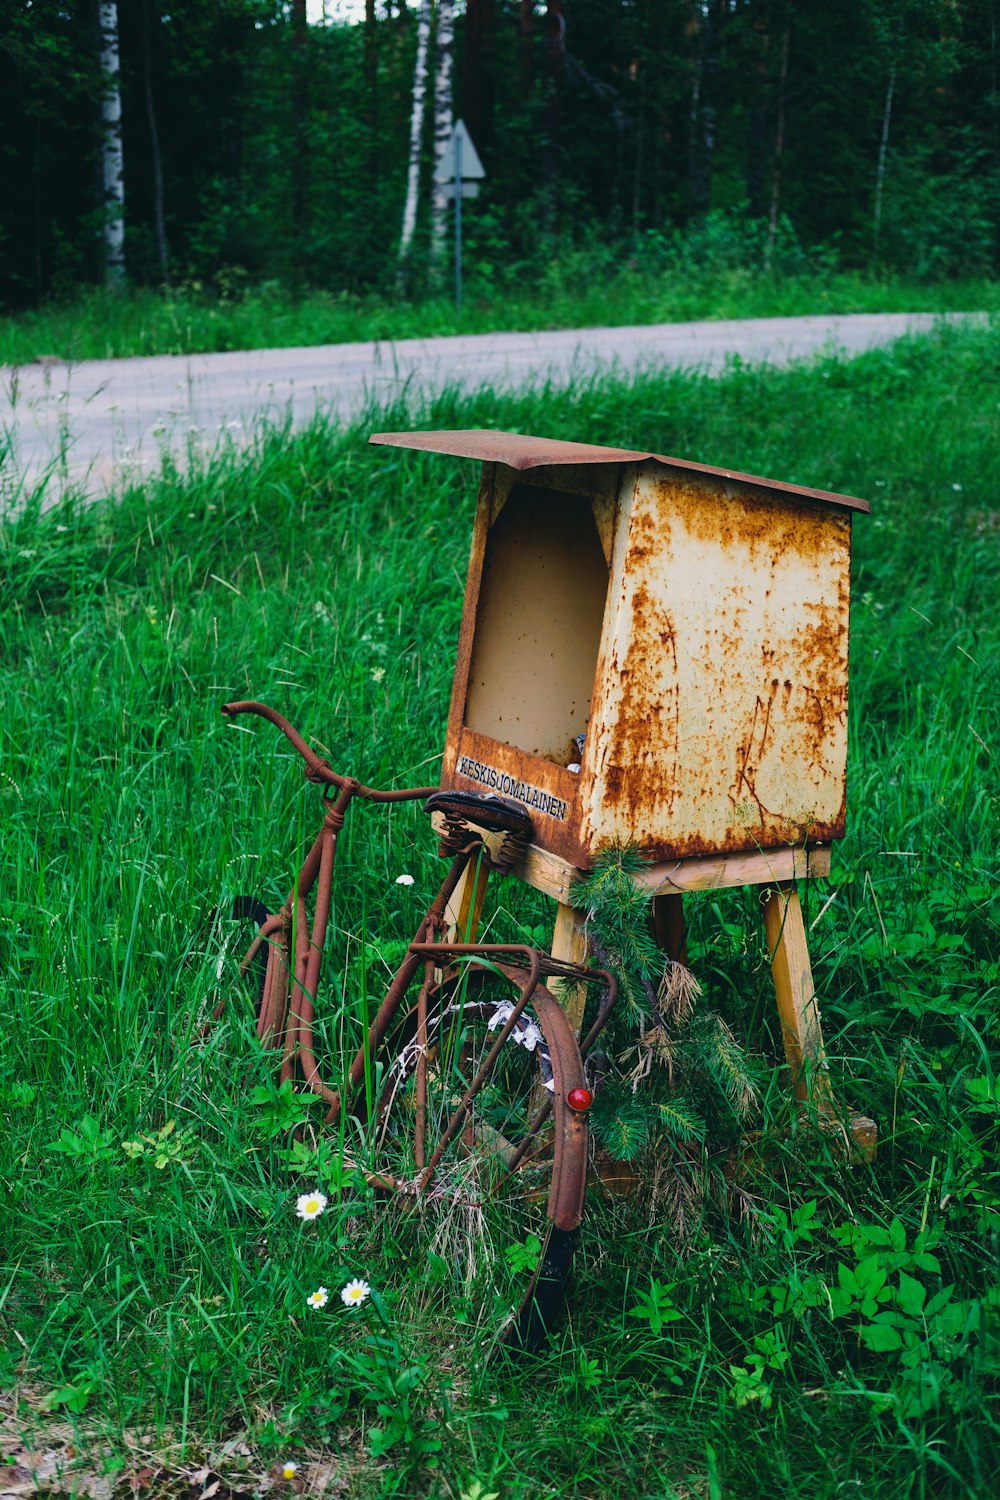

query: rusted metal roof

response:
[369,428,871,514]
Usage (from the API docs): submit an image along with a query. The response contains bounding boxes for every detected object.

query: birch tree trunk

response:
[431,0,456,265]
[399,0,433,266]
[98,0,125,288]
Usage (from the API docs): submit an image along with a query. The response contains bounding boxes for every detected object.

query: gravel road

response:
[0,311,980,504]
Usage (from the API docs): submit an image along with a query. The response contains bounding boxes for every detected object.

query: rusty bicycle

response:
[206,699,617,1350]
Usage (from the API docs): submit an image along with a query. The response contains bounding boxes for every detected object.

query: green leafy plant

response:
[39,1367,101,1414]
[628,1278,684,1336]
[47,1114,116,1162]
[121,1118,196,1168]
[250,1078,319,1137]
[504,1235,542,1277]
[826,1219,990,1419]
[335,1295,444,1466]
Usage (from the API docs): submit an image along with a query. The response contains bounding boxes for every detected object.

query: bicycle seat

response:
[424,789,533,872]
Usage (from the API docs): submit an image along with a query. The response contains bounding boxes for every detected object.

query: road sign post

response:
[435,119,485,310]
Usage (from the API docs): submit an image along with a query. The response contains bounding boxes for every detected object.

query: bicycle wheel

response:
[371,964,590,1352]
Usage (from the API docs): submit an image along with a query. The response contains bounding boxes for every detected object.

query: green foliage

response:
[628,1277,684,1336]
[249,1077,321,1138]
[575,843,759,1173]
[46,1114,116,1163]
[121,1118,197,1169]
[336,1322,444,1466]
[2,0,998,308]
[0,329,998,1495]
[5,266,997,365]
[571,842,662,1020]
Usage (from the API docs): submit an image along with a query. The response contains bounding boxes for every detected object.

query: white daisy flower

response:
[295,1191,327,1221]
[395,873,414,886]
[306,1286,329,1310]
[341,1278,371,1308]
[281,1461,298,1480]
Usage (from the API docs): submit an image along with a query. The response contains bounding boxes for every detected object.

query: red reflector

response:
[567,1087,593,1113]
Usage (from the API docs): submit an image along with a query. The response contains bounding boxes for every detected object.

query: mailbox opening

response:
[464,484,610,768]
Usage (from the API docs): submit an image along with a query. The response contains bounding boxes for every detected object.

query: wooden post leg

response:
[549,901,588,1034]
[761,882,832,1109]
[761,882,877,1159]
[444,852,490,943]
[652,892,688,965]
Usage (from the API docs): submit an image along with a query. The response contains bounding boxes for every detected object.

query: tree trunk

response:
[688,0,722,215]
[873,63,895,264]
[141,0,169,284]
[630,0,647,238]
[431,0,456,266]
[464,0,496,160]
[291,0,310,280]
[399,0,433,268]
[746,0,770,218]
[365,0,378,185]
[32,122,44,301]
[520,0,535,91]
[542,0,566,237]
[98,0,125,288]
[765,9,790,269]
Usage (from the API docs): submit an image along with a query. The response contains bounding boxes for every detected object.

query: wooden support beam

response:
[511,841,830,904]
[432,812,831,903]
[761,882,877,1161]
[548,901,589,1032]
[761,882,832,1107]
[444,852,490,943]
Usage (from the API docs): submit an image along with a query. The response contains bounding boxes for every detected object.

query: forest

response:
[3,0,1000,312]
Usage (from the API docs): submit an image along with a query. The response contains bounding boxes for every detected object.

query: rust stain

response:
[431,440,859,869]
[580,466,854,861]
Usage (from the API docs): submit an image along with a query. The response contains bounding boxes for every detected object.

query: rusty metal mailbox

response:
[371,427,876,1152]
[371,428,869,877]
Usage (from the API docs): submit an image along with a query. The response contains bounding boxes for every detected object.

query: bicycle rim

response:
[372,975,588,1351]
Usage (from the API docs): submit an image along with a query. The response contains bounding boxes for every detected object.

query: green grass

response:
[1,322,998,1499]
[1,265,998,365]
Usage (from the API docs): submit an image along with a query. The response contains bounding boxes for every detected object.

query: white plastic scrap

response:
[518,1021,543,1052]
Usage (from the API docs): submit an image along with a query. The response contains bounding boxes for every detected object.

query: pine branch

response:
[653,1097,706,1144]
[572,841,661,1021]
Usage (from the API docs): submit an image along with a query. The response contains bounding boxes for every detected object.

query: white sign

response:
[434,119,485,183]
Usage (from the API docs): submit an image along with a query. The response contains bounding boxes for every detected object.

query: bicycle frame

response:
[220,699,618,1211]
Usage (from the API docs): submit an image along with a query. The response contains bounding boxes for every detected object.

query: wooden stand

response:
[442,825,877,1161]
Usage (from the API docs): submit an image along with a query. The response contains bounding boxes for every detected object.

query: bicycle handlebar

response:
[221,700,438,802]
